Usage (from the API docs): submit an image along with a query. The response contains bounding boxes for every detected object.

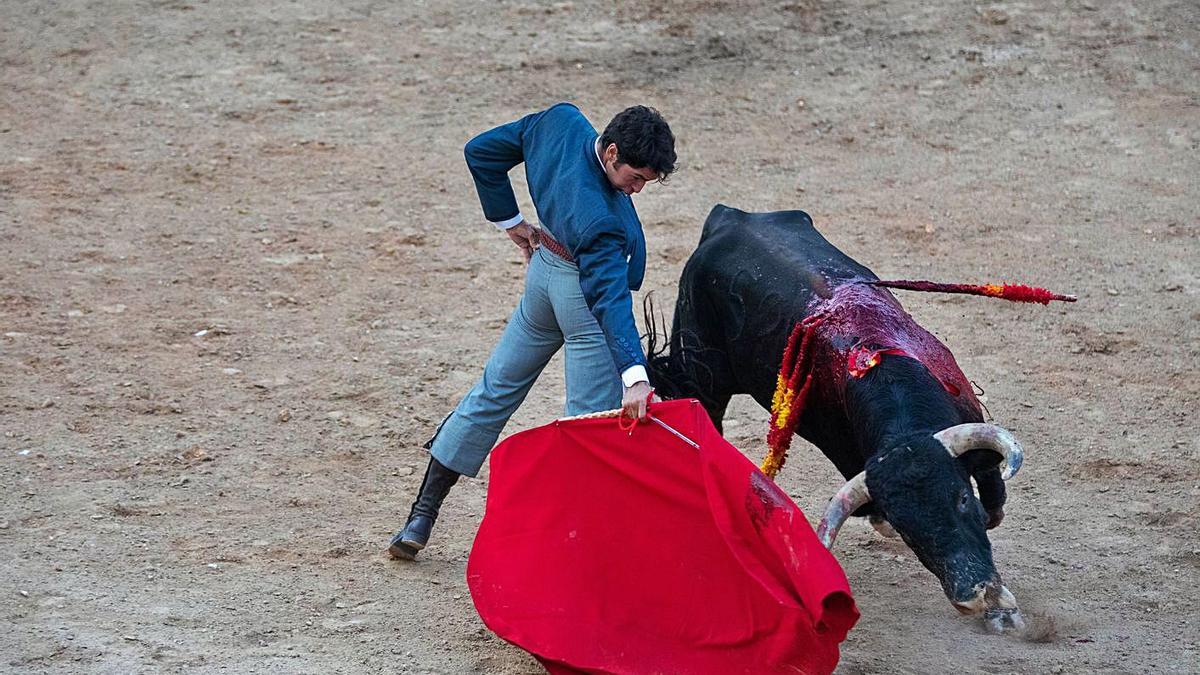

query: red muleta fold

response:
[869,280,1077,304]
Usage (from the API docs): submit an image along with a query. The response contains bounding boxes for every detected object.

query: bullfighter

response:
[388,103,677,559]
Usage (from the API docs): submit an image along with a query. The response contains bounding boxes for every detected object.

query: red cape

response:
[467,399,859,674]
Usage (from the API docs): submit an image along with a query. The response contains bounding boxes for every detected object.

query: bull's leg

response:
[651,327,735,434]
[701,392,732,434]
[682,347,734,434]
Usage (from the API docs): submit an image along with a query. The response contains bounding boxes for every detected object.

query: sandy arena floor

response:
[2,1,1198,672]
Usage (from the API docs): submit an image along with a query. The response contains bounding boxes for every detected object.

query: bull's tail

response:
[643,293,681,397]
[642,293,702,401]
[869,279,1077,304]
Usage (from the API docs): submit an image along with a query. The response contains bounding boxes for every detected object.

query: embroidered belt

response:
[537,228,575,264]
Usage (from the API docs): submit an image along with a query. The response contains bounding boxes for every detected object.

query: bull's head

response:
[816,424,1025,632]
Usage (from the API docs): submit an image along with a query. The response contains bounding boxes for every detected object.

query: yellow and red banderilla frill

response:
[761,315,825,479]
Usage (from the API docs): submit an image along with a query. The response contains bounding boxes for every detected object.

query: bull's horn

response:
[934,424,1024,480]
[816,472,871,549]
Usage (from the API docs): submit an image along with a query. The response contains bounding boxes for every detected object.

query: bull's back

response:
[697,204,877,291]
[678,205,878,397]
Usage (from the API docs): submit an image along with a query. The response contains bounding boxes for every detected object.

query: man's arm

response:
[573,219,656,419]
[464,113,548,259]
[464,113,540,229]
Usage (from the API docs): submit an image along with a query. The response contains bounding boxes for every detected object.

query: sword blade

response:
[647,414,699,449]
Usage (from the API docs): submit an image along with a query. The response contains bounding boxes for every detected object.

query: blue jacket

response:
[464,103,646,374]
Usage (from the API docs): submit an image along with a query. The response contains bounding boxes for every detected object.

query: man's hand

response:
[505,220,540,262]
[621,380,659,421]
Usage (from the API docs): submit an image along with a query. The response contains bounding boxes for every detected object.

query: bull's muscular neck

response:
[844,356,966,460]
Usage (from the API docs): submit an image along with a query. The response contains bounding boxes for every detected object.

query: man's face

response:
[601,143,658,195]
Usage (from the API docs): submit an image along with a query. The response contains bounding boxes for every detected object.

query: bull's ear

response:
[956,447,1003,475]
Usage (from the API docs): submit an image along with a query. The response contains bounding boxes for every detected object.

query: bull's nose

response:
[991,584,1018,609]
[952,594,987,615]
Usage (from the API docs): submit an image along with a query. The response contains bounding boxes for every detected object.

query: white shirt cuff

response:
[492,212,525,230]
[621,365,649,388]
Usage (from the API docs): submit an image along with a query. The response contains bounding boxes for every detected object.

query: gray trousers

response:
[427,247,623,477]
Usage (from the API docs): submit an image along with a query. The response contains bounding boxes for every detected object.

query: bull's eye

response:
[957,491,970,513]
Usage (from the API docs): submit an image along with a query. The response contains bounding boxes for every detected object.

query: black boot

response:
[388,457,460,560]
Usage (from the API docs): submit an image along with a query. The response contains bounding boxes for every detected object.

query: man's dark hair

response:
[599,105,676,181]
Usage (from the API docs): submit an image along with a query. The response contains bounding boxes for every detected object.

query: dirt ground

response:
[2,0,1197,673]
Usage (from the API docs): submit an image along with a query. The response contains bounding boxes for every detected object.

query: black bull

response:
[648,205,1026,626]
